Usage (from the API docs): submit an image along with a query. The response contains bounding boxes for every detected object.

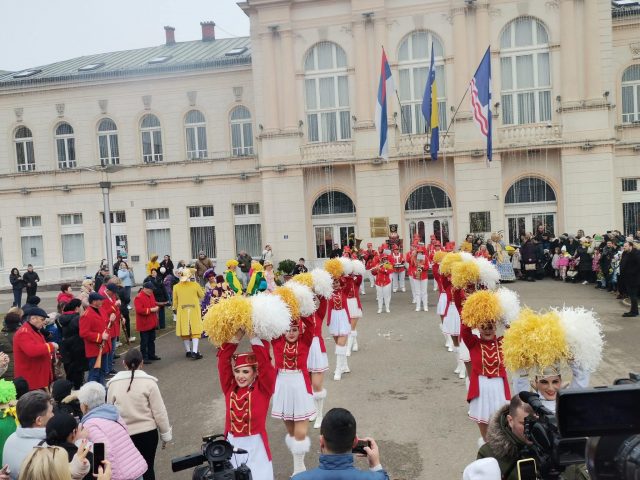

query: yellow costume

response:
[173,270,205,339]
[146,254,160,276]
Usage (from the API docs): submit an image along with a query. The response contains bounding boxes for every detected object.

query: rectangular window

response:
[21,235,44,266]
[234,203,260,216]
[144,208,169,221]
[235,224,262,257]
[102,211,126,224]
[190,226,216,259]
[469,211,491,233]
[19,216,41,228]
[146,228,171,258]
[623,202,640,235]
[188,205,214,218]
[622,178,638,192]
[61,233,85,263]
[60,214,83,225]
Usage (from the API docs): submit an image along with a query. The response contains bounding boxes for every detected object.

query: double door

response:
[506,214,555,245]
[408,218,451,246]
[314,225,355,258]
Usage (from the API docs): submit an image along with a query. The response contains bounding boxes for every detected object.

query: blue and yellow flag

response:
[421,43,439,161]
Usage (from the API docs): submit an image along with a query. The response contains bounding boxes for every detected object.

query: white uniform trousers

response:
[391,271,406,292]
[375,284,391,311]
[413,279,428,310]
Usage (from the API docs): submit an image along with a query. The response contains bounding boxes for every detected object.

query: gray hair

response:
[77,381,106,411]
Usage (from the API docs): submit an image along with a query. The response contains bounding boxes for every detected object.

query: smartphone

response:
[351,440,371,455]
[517,458,538,480]
[92,442,105,475]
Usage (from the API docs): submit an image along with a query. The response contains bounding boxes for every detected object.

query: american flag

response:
[470,47,492,162]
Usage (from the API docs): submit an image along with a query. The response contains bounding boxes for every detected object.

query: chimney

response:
[164,26,175,46]
[201,21,216,42]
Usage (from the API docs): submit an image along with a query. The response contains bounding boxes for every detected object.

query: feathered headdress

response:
[502,308,569,372]
[461,290,502,328]
[351,259,366,276]
[451,261,480,289]
[284,282,317,317]
[553,306,604,373]
[290,272,313,288]
[324,258,344,279]
[459,251,474,262]
[310,268,333,299]
[203,295,253,346]
[338,257,353,275]
[495,288,521,326]
[274,286,301,320]
[439,253,462,276]
[0,379,16,405]
[473,257,501,290]
[250,293,292,341]
[432,251,447,264]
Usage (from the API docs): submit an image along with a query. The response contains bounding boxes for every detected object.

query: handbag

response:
[524,263,537,271]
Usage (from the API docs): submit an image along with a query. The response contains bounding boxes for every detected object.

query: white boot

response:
[346,333,354,357]
[290,437,310,476]
[415,298,421,312]
[351,330,359,352]
[445,334,454,352]
[313,389,326,429]
[342,346,351,374]
[453,347,461,374]
[459,360,467,379]
[334,346,344,380]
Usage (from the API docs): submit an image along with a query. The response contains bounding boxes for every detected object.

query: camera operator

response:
[292,407,389,480]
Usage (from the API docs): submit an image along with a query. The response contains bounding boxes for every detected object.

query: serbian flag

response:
[470,47,492,163]
[375,48,395,160]
[421,43,439,161]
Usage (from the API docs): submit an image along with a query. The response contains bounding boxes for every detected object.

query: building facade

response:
[0,0,639,284]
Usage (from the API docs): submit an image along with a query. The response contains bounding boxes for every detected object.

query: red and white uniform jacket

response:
[363,250,378,270]
[100,293,121,339]
[327,289,351,325]
[407,253,416,279]
[390,252,406,273]
[12,323,55,390]
[272,315,315,393]
[412,259,428,281]
[461,324,510,403]
[372,261,392,287]
[343,275,362,310]
[433,263,444,293]
[442,275,454,316]
[313,297,328,354]
[218,339,276,460]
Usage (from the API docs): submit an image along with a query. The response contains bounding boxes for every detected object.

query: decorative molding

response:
[488,7,502,18]
[631,42,640,58]
[187,90,197,106]
[233,86,243,102]
[14,107,23,122]
[98,99,108,114]
[142,95,152,110]
[545,0,559,9]
[340,25,352,36]
[441,13,453,25]
[55,103,65,117]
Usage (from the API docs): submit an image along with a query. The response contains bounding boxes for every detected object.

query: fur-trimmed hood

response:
[485,404,527,459]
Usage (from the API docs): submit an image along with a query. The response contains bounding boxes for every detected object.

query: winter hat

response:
[462,458,501,480]
[143,281,155,290]
[51,379,73,403]
[106,283,118,293]
[561,245,567,252]
[22,307,48,320]
[46,413,78,443]
[88,292,105,302]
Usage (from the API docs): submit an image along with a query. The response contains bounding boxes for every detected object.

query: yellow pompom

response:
[290,272,313,288]
[324,258,344,279]
[451,261,480,289]
[461,290,502,328]
[439,253,462,276]
[433,251,447,264]
[503,308,569,371]
[226,259,239,269]
[203,296,253,346]
[274,286,300,320]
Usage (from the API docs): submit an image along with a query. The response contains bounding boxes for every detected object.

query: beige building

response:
[0,0,639,285]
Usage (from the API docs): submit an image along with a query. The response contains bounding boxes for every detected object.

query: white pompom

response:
[311,268,333,299]
[284,282,317,317]
[351,259,366,276]
[159,267,166,274]
[250,293,291,340]
[555,306,604,373]
[496,287,520,326]
[474,257,501,290]
[338,257,353,275]
[459,251,474,262]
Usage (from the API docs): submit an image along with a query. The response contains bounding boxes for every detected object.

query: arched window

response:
[505,176,556,204]
[15,126,35,172]
[185,110,208,159]
[398,31,447,134]
[55,122,76,169]
[405,185,452,211]
[312,191,356,216]
[304,42,351,143]
[98,118,119,166]
[500,17,551,125]
[622,65,640,124]
[230,106,254,157]
[140,114,163,163]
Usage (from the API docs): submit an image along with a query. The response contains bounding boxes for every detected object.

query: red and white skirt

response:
[436,292,447,316]
[468,376,509,424]
[442,303,461,335]
[271,370,315,421]
[227,433,273,480]
[346,298,362,319]
[328,308,351,337]
[307,337,329,373]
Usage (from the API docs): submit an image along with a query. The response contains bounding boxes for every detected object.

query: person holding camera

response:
[217,331,276,480]
[292,407,388,480]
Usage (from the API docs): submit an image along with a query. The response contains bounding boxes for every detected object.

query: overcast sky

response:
[0,0,251,71]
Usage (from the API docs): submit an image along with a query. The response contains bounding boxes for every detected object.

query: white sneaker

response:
[458,361,467,379]
[377,308,382,314]
[393,289,398,293]
[582,281,588,285]
[308,412,317,422]
[385,308,390,313]
[411,299,416,304]
[313,416,322,429]
[423,306,428,312]
[128,337,136,342]
[334,369,342,381]
[115,341,122,348]
[415,306,420,312]
[127,305,132,310]
[362,291,366,295]
[401,288,406,292]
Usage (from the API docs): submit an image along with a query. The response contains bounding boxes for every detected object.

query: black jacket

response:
[22,271,40,288]
[58,312,88,371]
[143,276,168,303]
[620,249,640,290]
[47,440,94,480]
[9,273,24,290]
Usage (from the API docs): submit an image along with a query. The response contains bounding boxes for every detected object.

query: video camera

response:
[517,373,640,480]
[171,434,252,480]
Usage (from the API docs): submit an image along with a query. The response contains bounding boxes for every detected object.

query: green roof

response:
[0,36,251,88]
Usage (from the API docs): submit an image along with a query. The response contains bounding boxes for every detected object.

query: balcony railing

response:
[395,133,454,158]
[497,123,562,145]
[300,141,354,162]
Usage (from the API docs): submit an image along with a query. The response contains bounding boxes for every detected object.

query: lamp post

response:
[100,181,114,270]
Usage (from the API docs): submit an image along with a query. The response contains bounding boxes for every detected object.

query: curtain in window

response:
[242,123,253,151]
[235,224,262,257]
[197,126,207,152]
[319,77,335,109]
[537,53,550,86]
[21,235,44,266]
[153,131,163,159]
[623,202,640,235]
[400,104,412,133]
[501,57,513,90]
[517,92,535,124]
[146,229,171,257]
[514,18,533,47]
[190,226,216,259]
[516,55,534,89]
[186,128,196,154]
[142,132,152,159]
[305,79,317,109]
[61,234,85,263]
[622,86,635,121]
[317,43,333,70]
[399,69,411,102]
[338,76,349,107]
[321,112,337,142]
[339,111,351,140]
[538,91,552,122]
[307,114,319,142]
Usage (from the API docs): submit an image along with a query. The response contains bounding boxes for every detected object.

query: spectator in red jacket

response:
[80,293,112,386]
[56,284,75,307]
[12,307,58,391]
[101,284,122,376]
[134,282,161,364]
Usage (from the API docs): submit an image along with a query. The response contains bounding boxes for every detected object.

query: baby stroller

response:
[566,257,580,282]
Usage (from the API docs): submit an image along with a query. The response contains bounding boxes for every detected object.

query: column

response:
[583,0,602,100]
[475,3,490,63]
[452,7,469,107]
[261,32,279,130]
[560,0,579,102]
[280,30,298,129]
[353,21,371,123]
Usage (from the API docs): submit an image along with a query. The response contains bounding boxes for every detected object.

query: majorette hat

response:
[343,246,351,253]
[392,244,399,250]
[232,352,258,368]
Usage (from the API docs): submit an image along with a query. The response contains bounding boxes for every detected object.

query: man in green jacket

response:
[478,395,589,480]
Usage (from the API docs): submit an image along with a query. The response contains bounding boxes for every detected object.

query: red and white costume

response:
[407,249,417,303]
[307,297,329,373]
[390,248,406,293]
[433,262,447,316]
[344,274,363,356]
[461,324,510,424]
[372,259,393,313]
[271,316,316,421]
[327,286,352,380]
[441,276,460,336]
[411,249,429,312]
[217,338,276,480]
[363,245,377,288]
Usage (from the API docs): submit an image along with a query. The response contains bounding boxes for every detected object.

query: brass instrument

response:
[348,233,363,253]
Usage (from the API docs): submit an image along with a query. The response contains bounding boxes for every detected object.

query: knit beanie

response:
[462,458,501,480]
